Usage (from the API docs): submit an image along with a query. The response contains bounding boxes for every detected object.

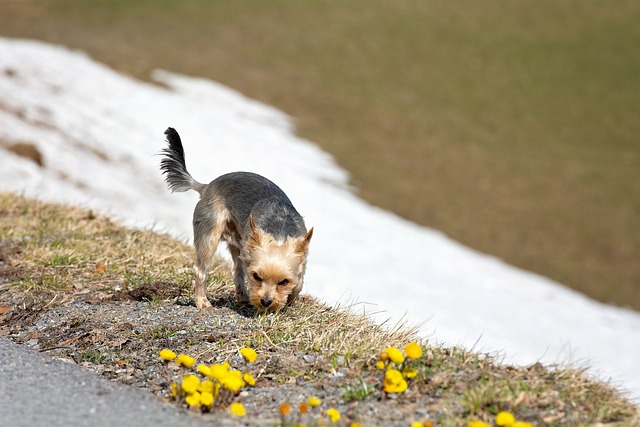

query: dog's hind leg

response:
[192,200,224,309]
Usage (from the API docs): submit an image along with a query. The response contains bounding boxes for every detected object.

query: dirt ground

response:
[0,282,446,426]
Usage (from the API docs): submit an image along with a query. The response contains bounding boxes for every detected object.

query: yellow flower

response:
[221,374,245,393]
[327,408,341,423]
[230,402,246,416]
[185,391,201,407]
[170,381,178,398]
[200,391,214,407]
[243,372,256,386]
[159,349,177,361]
[208,363,230,381]
[385,347,405,364]
[198,379,214,394]
[240,347,258,363]
[513,423,534,427]
[411,423,425,427]
[375,360,385,370]
[175,353,196,368]
[467,422,489,427]
[228,369,243,378]
[384,368,408,393]
[385,369,404,384]
[197,364,212,377]
[308,396,322,407]
[402,367,418,378]
[404,342,423,359]
[384,377,408,393]
[180,374,200,395]
[351,423,362,427]
[496,411,516,426]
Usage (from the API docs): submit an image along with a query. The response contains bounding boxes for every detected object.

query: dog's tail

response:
[160,127,205,194]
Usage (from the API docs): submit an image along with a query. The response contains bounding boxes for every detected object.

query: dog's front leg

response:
[229,246,249,303]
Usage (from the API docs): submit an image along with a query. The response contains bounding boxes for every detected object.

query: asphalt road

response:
[0,338,213,427]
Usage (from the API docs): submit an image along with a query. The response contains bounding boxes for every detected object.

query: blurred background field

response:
[1,0,638,310]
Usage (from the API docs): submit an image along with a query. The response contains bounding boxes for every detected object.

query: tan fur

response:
[242,218,313,311]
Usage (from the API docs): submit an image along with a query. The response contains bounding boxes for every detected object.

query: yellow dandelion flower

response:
[240,347,257,363]
[384,369,408,393]
[402,367,418,378]
[299,402,309,414]
[170,381,178,398]
[198,379,214,394]
[208,363,230,381]
[185,391,201,407]
[351,423,362,427]
[467,421,489,427]
[411,423,425,427]
[383,377,408,393]
[197,364,211,377]
[180,374,200,395]
[385,347,404,364]
[159,349,177,362]
[228,369,243,378]
[279,402,291,416]
[385,369,404,385]
[496,411,516,426]
[243,372,256,386]
[404,342,423,359]
[308,396,322,407]
[375,360,385,370]
[200,391,214,407]
[175,353,196,368]
[327,408,341,423]
[230,402,246,416]
[513,423,534,427]
[221,374,245,393]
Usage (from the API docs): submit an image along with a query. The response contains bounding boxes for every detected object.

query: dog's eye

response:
[278,279,289,286]
[252,272,263,282]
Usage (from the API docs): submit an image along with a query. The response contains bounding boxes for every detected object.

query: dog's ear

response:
[295,227,313,254]
[248,215,262,247]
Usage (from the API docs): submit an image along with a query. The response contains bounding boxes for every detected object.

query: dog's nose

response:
[260,297,272,307]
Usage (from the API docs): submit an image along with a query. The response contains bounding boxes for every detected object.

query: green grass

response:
[342,377,374,402]
[0,0,639,309]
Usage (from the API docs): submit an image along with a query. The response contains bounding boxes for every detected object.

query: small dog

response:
[160,128,313,311]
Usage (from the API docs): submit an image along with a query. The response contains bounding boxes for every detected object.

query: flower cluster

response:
[467,411,534,427]
[376,342,424,394]
[277,396,344,426]
[160,347,257,414]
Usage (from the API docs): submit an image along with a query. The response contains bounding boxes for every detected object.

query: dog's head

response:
[242,216,313,311]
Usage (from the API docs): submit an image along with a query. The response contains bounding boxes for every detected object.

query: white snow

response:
[1,38,638,400]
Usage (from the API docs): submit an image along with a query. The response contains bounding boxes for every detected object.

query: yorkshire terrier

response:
[160,127,313,311]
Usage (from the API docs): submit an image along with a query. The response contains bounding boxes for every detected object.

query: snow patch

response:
[1,38,638,400]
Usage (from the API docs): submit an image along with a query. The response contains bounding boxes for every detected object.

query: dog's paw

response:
[235,291,250,304]
[195,295,212,309]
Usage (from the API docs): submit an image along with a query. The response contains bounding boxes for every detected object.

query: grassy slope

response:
[0,0,638,309]
[0,193,637,426]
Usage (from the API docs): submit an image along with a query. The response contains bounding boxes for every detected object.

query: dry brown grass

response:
[1,192,637,425]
